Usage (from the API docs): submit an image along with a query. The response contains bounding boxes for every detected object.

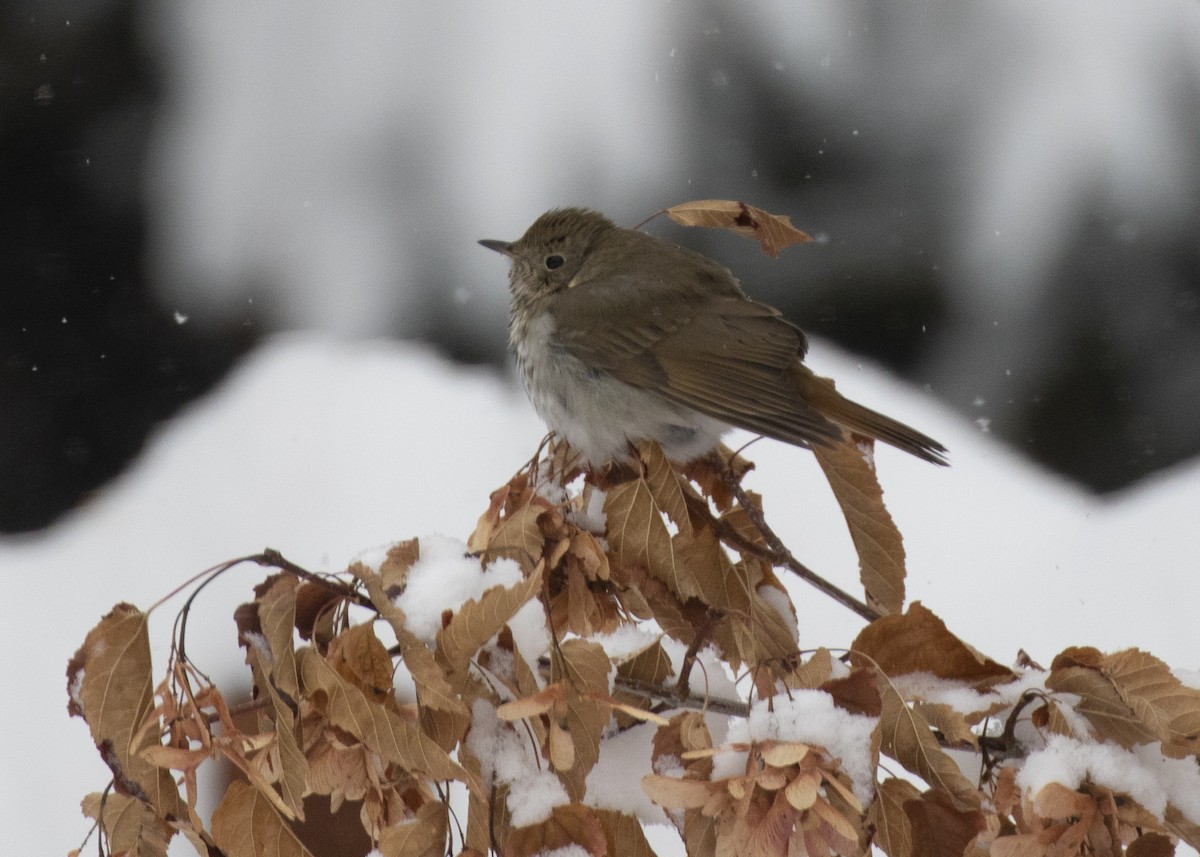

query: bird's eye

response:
[545,255,565,270]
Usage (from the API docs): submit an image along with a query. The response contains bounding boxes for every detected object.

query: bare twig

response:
[708,452,882,623]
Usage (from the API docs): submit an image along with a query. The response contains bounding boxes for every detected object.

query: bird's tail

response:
[794,369,949,465]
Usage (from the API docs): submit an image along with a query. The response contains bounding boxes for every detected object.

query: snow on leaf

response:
[665,199,813,258]
[1048,646,1200,757]
[503,803,607,857]
[350,560,470,727]
[436,561,544,688]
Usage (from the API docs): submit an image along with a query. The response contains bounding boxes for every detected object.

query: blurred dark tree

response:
[0,0,257,532]
[670,2,1200,492]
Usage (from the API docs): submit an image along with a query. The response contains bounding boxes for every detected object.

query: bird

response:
[480,207,947,468]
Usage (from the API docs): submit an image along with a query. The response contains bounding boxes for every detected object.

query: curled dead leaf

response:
[665,199,813,258]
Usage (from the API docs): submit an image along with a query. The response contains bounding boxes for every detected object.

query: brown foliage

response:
[65,203,1200,857]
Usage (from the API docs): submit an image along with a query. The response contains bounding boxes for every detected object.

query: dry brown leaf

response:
[594,809,658,857]
[491,503,550,574]
[293,581,343,643]
[1031,782,1093,821]
[555,639,611,795]
[876,674,980,810]
[257,573,301,700]
[436,562,544,687]
[349,561,471,743]
[852,602,1015,686]
[240,580,307,816]
[821,667,883,719]
[639,440,696,536]
[604,475,693,599]
[468,481,513,554]
[665,199,813,258]
[455,748,492,856]
[559,637,613,693]
[870,778,920,857]
[379,538,421,592]
[617,638,674,687]
[210,779,315,857]
[684,810,717,857]
[67,604,186,819]
[988,834,1048,857]
[1164,804,1200,850]
[503,803,608,857]
[786,648,835,690]
[675,523,749,612]
[297,646,471,786]
[1127,831,1177,857]
[903,788,987,857]
[1047,646,1200,757]
[245,646,308,821]
[912,702,977,750]
[377,801,449,857]
[81,792,172,857]
[328,623,396,704]
[652,712,714,782]
[811,432,907,614]
[642,774,718,810]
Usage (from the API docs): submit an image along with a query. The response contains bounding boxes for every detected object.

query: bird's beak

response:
[478,239,514,257]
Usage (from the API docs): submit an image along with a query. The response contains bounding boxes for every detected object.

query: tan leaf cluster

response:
[644,739,865,857]
[665,199,814,258]
[605,442,801,677]
[1047,647,1200,757]
[982,777,1179,857]
[68,429,1200,857]
[471,467,645,638]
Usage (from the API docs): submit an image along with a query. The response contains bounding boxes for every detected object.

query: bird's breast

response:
[510,310,728,465]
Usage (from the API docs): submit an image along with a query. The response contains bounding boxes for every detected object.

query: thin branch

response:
[253,548,374,610]
[709,453,882,622]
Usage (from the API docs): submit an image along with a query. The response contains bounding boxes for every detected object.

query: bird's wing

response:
[552,288,842,448]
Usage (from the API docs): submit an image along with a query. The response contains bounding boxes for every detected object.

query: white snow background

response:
[3,333,1199,854]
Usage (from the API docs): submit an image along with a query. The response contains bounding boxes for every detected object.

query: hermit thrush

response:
[480,208,947,467]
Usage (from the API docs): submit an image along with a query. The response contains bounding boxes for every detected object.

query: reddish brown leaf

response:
[870,778,920,857]
[904,788,986,857]
[1127,831,1176,857]
[852,602,1015,686]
